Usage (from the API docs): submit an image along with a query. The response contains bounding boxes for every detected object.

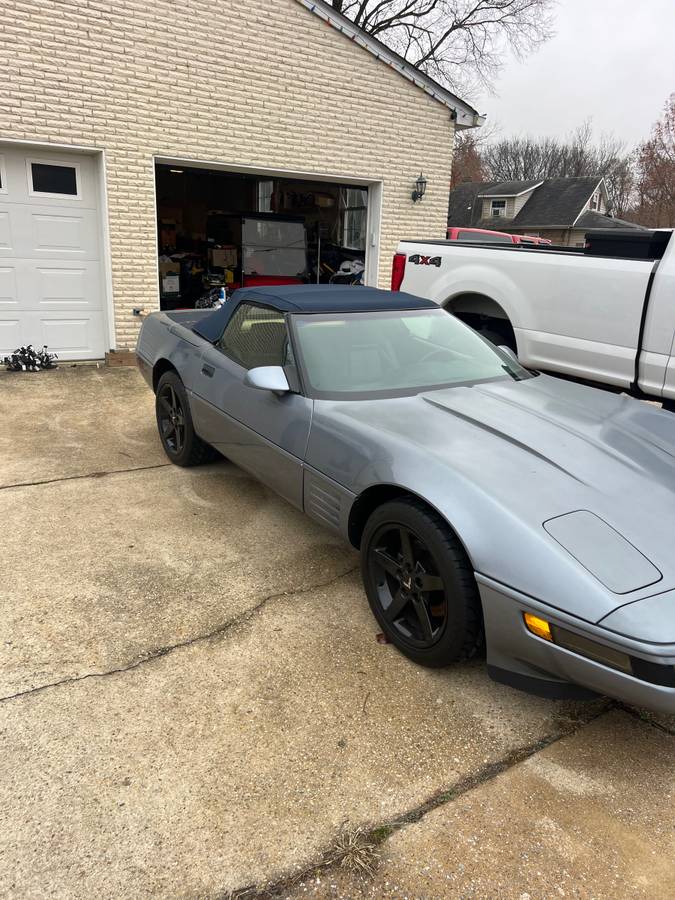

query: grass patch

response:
[327,826,379,877]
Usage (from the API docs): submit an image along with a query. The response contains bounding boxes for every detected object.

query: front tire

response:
[155,371,218,466]
[360,499,483,667]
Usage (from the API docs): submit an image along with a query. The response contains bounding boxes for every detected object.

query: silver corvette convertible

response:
[136,285,675,714]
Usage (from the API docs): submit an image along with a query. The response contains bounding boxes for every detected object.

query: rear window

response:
[457,230,511,243]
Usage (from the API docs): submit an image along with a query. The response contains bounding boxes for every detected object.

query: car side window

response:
[217,302,293,370]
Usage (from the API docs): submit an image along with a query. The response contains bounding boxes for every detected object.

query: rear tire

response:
[360,498,483,668]
[662,399,675,413]
[155,371,219,467]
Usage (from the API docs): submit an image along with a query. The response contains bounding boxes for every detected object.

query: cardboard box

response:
[209,247,238,268]
[159,260,180,277]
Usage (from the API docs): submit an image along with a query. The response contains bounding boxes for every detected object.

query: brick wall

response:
[0,0,456,349]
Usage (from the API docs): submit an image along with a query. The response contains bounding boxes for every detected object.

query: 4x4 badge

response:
[408,254,442,267]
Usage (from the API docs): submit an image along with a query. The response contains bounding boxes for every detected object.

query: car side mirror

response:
[499,345,519,363]
[243,366,290,394]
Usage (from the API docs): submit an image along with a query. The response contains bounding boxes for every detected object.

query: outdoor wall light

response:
[411,173,427,202]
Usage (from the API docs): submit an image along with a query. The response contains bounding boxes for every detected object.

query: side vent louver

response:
[306,475,341,529]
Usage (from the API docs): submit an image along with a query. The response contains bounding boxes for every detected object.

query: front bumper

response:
[478,575,675,715]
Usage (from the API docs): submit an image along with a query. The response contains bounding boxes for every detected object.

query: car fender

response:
[305,402,646,627]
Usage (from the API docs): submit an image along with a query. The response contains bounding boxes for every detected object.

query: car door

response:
[190,301,311,508]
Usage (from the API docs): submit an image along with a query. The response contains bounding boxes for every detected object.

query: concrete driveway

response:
[0,366,673,899]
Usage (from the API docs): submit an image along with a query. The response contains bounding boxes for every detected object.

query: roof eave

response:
[295,0,484,128]
[478,181,544,198]
[511,224,576,230]
[571,177,604,226]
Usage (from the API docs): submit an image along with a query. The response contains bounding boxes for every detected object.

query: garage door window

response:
[28,160,80,199]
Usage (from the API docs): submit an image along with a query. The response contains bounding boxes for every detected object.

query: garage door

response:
[0,147,107,360]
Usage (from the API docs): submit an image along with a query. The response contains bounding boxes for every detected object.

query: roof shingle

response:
[478,180,542,197]
[574,210,647,231]
[511,177,600,227]
[447,182,493,228]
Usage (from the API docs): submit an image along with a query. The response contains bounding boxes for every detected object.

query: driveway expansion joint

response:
[0,462,172,492]
[616,700,675,735]
[0,565,359,705]
[227,701,614,899]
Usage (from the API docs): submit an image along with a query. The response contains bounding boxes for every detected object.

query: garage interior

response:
[155,164,369,309]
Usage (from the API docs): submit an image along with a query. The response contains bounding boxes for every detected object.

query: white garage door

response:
[0,147,107,360]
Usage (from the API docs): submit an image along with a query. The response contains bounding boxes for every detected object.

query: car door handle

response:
[201,363,215,378]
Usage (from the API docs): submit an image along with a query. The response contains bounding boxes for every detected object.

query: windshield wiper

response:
[501,364,526,381]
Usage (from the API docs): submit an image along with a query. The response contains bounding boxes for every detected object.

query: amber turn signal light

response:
[523,613,553,641]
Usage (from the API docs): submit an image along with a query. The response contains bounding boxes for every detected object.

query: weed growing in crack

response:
[327,826,379,877]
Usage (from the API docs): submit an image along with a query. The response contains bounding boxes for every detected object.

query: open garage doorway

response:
[154,162,373,310]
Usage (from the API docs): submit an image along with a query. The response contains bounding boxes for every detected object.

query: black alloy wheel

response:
[369,523,447,650]
[157,381,186,455]
[155,370,219,466]
[361,499,483,667]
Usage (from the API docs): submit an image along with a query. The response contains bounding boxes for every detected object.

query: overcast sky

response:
[475,0,675,148]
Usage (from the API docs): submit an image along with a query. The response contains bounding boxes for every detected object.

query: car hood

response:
[312,374,675,621]
[419,375,675,495]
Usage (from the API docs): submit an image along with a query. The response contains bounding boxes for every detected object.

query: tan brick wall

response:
[0,0,456,350]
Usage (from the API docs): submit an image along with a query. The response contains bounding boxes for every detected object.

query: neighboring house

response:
[0,0,483,362]
[448,177,645,247]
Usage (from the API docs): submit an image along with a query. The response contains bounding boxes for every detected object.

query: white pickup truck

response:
[394,229,675,411]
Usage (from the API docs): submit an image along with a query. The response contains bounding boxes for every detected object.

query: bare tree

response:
[480,122,636,216]
[328,1,555,96]
[630,95,675,227]
[450,131,486,186]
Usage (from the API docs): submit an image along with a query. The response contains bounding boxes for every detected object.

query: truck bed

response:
[397,229,674,403]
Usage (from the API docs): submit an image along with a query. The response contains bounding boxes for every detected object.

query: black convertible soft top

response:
[192,284,436,343]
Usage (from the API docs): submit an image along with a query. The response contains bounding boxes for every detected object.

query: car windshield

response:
[292,308,532,398]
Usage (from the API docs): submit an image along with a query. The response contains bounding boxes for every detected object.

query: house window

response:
[341,187,368,250]
[491,200,506,217]
[590,191,601,211]
[28,159,80,198]
[258,180,273,213]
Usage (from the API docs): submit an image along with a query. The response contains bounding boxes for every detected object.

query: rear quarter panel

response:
[135,312,206,393]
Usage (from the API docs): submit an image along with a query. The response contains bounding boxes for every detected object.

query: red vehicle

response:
[511,234,552,246]
[446,226,513,243]
[446,227,552,246]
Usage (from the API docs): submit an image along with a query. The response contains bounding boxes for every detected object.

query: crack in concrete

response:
[616,700,675,735]
[0,462,172,492]
[227,702,614,899]
[0,565,359,705]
